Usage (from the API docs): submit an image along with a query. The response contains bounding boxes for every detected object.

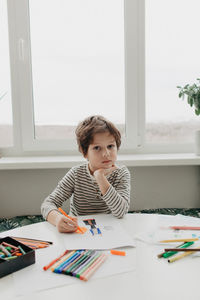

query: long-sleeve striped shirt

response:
[41,162,131,219]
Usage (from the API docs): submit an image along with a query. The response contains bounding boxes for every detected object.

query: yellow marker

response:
[168,247,200,263]
[159,238,198,243]
[50,250,75,271]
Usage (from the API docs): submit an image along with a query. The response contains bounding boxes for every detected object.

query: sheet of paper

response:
[60,214,136,250]
[136,214,200,245]
[13,244,136,296]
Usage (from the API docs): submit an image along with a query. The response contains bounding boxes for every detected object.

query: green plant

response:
[177,78,200,116]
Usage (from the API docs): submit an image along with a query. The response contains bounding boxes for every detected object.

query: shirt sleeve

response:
[41,167,75,219]
[102,166,131,218]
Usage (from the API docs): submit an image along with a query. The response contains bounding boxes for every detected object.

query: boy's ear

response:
[80,147,87,158]
[83,152,88,159]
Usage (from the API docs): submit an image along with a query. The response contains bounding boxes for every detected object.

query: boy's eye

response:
[93,146,100,151]
[107,144,115,149]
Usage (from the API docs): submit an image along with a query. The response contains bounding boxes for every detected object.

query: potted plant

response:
[177,79,200,115]
[177,79,200,155]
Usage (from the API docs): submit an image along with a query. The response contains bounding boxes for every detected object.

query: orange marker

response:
[58,208,84,234]
[43,250,69,271]
[110,250,126,256]
[76,227,87,234]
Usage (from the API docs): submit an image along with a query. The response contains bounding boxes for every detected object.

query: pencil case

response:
[0,236,35,278]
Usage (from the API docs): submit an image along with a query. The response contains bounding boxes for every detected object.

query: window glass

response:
[145,0,200,144]
[29,0,125,140]
[0,0,13,147]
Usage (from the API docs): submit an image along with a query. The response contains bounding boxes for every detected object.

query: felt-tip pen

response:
[162,241,194,258]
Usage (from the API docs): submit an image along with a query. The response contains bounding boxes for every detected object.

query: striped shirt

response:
[41,162,130,219]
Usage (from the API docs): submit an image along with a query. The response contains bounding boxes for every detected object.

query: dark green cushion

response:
[131,208,200,218]
[0,215,44,233]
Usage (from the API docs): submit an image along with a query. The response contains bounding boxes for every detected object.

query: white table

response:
[1,213,200,300]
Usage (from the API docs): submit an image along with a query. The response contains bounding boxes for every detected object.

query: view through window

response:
[145,0,200,144]
[29,0,125,140]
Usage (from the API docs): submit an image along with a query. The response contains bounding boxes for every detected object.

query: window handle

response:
[18,38,25,61]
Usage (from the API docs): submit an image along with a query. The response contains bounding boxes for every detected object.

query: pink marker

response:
[170,226,200,230]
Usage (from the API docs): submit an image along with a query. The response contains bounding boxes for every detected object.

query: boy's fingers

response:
[62,222,77,232]
[58,215,78,232]
[59,216,75,228]
[63,219,76,227]
[57,216,77,233]
[104,166,117,175]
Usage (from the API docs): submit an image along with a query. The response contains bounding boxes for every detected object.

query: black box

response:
[0,236,35,278]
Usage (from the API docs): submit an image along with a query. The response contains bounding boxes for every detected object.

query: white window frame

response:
[2,0,195,157]
[2,0,144,156]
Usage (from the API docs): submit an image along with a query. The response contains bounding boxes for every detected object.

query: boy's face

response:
[84,131,118,174]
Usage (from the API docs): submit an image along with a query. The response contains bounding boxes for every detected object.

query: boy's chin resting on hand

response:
[93,165,117,178]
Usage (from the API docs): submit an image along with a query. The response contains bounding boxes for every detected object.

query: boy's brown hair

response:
[75,115,121,156]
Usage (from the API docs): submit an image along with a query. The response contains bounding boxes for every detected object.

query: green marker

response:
[163,241,194,258]
[4,256,17,260]
[18,245,26,255]
[64,250,92,275]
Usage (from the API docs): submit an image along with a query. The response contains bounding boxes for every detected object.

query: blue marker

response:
[97,228,102,235]
[90,229,94,236]
[54,250,82,273]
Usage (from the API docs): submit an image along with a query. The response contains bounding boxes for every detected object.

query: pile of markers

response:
[10,236,52,249]
[0,241,26,260]
[43,249,108,281]
[157,238,200,263]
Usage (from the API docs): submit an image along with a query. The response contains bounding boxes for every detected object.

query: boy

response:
[41,115,130,233]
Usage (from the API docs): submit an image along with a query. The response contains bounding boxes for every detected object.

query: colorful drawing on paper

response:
[83,219,102,236]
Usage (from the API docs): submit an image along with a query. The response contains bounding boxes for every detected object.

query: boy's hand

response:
[56,214,78,233]
[94,165,117,178]
[93,165,118,196]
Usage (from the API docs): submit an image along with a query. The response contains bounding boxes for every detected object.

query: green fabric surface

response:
[1,209,200,233]
[131,208,200,218]
[0,215,44,233]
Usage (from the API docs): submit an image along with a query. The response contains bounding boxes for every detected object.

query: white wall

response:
[0,166,200,218]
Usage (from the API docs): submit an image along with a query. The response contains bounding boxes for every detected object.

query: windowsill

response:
[0,153,200,170]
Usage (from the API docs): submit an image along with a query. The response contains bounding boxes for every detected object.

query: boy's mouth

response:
[102,160,111,164]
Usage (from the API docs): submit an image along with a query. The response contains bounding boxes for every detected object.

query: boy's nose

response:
[102,148,109,157]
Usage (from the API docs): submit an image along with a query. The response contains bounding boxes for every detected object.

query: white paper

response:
[136,214,200,245]
[60,214,136,250]
[13,245,136,296]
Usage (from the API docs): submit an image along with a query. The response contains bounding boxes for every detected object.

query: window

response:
[145,0,200,146]
[0,0,13,148]
[9,0,140,154]
[29,0,125,141]
[4,0,198,156]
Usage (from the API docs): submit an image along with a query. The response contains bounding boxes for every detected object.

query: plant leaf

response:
[195,109,200,116]
[178,92,183,98]
[189,98,193,106]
